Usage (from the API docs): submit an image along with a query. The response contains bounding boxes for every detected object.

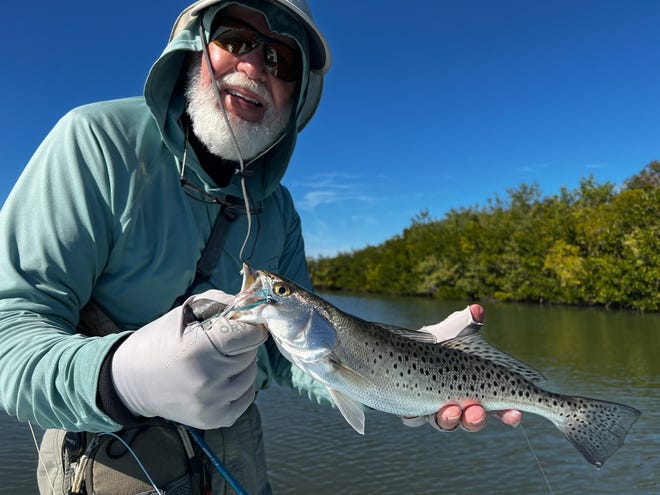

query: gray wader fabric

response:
[37,428,70,495]
[37,403,271,495]
[205,404,271,495]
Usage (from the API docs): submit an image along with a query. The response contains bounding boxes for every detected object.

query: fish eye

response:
[273,283,292,297]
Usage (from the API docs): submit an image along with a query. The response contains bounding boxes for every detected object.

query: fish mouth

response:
[223,264,268,319]
[240,263,259,292]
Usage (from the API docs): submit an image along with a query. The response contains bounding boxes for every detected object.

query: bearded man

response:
[0,2,520,494]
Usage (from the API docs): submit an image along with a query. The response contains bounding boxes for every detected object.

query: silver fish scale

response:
[332,314,554,417]
[324,305,639,467]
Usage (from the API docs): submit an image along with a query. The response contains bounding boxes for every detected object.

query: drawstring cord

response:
[199,23,254,263]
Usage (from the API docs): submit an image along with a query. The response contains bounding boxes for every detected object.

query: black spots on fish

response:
[554,395,641,467]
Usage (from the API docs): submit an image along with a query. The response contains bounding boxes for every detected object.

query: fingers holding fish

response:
[491,408,523,427]
[468,304,484,324]
[402,400,522,432]
[435,400,486,432]
[400,401,485,431]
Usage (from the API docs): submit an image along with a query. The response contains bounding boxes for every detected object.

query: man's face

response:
[185,5,300,161]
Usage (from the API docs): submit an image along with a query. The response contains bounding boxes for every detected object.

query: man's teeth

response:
[226,89,261,106]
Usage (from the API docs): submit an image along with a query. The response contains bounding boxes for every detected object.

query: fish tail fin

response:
[555,396,641,468]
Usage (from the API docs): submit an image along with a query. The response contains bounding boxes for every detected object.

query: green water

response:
[1,295,658,494]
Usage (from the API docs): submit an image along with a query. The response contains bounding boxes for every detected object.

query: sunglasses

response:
[211,18,302,82]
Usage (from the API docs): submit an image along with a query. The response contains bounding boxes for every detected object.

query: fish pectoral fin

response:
[328,388,366,435]
[329,357,374,388]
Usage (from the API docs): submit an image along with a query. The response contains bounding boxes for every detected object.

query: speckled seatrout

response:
[223,264,640,468]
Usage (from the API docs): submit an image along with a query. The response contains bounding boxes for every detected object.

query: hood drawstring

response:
[199,22,254,263]
[196,22,295,263]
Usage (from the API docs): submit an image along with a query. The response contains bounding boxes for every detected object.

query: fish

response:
[222,264,641,468]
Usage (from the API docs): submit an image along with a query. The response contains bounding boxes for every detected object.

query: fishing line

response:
[200,24,254,263]
[519,423,555,495]
[28,421,55,494]
[96,432,164,495]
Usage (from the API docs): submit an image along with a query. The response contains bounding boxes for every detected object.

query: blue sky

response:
[1,1,659,257]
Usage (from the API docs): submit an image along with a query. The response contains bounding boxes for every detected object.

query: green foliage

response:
[623,160,660,190]
[308,161,660,311]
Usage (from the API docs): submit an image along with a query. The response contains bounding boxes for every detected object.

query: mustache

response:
[216,72,274,107]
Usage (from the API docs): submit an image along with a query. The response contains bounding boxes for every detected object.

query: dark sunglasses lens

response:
[213,27,300,82]
[265,43,300,82]
[213,28,259,56]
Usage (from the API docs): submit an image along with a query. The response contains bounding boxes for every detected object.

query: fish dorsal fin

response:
[457,322,483,337]
[328,388,366,435]
[373,323,437,344]
[442,334,547,383]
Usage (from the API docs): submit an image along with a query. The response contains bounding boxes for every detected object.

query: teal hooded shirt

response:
[0,2,329,432]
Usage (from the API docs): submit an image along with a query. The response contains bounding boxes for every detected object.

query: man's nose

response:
[235,44,268,82]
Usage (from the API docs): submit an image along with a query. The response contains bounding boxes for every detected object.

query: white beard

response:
[184,58,291,161]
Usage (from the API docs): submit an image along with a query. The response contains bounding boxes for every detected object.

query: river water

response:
[1,294,658,494]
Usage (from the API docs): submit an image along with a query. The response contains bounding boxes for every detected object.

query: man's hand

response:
[434,400,523,431]
[111,290,267,429]
[402,304,522,431]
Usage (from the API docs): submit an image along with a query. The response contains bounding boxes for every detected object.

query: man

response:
[0,1,520,493]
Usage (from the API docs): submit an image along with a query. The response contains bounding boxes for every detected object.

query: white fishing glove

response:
[111,290,268,429]
[401,305,483,430]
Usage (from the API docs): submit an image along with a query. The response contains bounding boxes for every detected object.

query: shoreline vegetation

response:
[308,161,660,312]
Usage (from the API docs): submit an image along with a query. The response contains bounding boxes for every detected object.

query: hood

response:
[144,0,330,202]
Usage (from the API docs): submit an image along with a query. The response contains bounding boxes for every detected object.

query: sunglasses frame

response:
[211,17,302,82]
